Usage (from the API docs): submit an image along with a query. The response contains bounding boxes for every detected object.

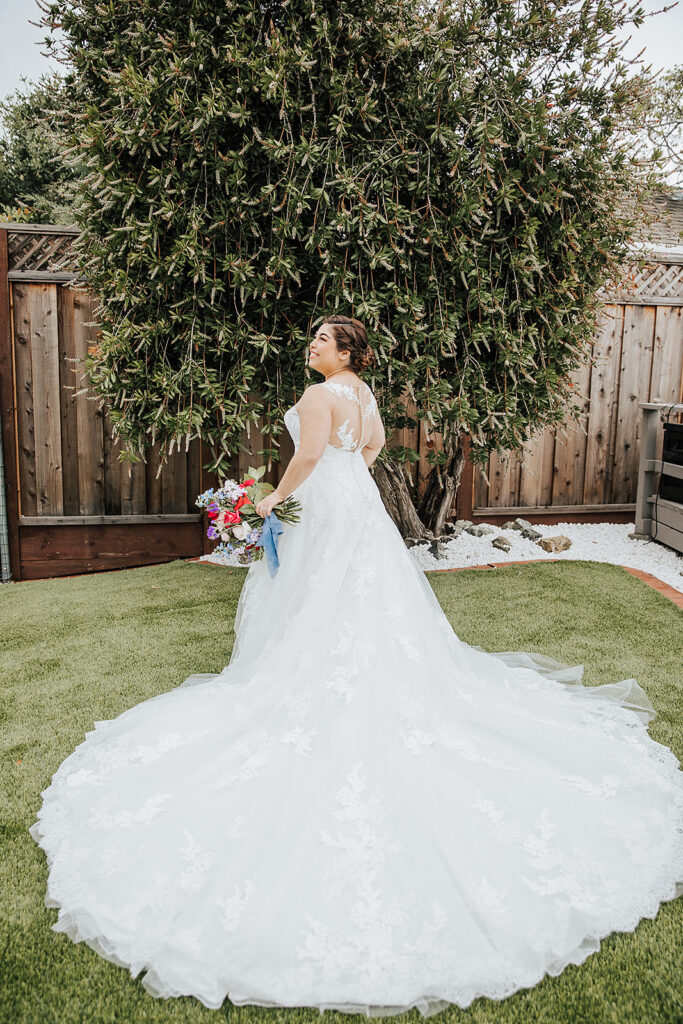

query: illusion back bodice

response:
[284,378,380,456]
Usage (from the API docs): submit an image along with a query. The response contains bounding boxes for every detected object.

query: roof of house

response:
[631,190,683,256]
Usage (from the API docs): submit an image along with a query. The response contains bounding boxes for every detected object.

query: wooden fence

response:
[1,223,682,580]
[465,296,683,524]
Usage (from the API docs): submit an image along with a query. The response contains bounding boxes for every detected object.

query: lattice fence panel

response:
[599,259,683,304]
[7,228,79,275]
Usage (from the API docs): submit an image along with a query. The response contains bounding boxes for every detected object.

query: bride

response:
[30,314,683,1018]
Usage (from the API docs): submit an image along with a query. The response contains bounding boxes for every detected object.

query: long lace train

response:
[29,400,683,1016]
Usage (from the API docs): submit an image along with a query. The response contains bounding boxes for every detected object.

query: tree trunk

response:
[417,431,466,536]
[372,459,436,541]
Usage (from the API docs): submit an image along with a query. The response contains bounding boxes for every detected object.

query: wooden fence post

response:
[0,228,21,580]
[634,404,659,537]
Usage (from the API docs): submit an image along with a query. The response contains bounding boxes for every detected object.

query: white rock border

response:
[195,520,683,595]
[411,520,683,594]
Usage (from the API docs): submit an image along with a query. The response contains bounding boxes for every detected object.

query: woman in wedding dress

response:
[30,314,683,1018]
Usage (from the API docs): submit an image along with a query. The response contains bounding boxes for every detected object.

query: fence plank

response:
[649,305,683,461]
[120,451,147,515]
[584,305,623,505]
[28,283,63,514]
[102,403,122,515]
[651,306,683,406]
[57,285,81,515]
[146,445,164,514]
[279,410,296,466]
[11,282,37,515]
[237,414,257,482]
[186,437,202,514]
[252,409,279,489]
[198,438,220,555]
[0,230,22,577]
[613,305,656,504]
[486,449,521,510]
[161,446,188,513]
[101,402,149,516]
[67,288,105,514]
[517,428,555,508]
[552,357,592,505]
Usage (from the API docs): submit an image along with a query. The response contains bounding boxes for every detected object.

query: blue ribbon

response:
[255,511,284,577]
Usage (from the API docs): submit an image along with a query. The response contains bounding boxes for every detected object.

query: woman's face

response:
[308,326,351,377]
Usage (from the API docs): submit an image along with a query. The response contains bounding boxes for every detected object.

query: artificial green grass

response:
[1,558,681,1024]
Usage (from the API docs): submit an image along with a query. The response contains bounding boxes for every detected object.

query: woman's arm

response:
[361,406,386,468]
[271,386,331,501]
[362,445,383,469]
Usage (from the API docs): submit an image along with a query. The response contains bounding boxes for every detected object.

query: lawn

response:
[1,558,681,1024]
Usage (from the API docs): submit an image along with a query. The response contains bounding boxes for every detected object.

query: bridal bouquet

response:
[195,465,302,577]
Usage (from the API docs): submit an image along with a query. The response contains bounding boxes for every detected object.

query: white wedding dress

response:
[30,378,683,1018]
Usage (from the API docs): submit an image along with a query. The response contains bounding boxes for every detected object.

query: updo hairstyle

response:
[320,315,375,374]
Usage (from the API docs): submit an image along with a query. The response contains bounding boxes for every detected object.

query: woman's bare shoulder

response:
[296,382,333,408]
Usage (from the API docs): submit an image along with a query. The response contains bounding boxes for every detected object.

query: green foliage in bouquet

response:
[241,466,274,515]
[240,466,302,530]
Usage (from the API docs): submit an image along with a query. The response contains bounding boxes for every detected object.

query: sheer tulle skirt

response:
[30,447,683,1016]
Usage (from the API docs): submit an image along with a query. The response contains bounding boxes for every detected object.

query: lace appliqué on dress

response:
[321,379,379,453]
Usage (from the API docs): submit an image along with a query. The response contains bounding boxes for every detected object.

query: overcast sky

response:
[0,0,681,102]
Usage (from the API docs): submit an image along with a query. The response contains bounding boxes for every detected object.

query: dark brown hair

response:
[320,315,375,374]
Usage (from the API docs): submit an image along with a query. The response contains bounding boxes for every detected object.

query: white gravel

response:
[410,521,683,594]
[196,521,683,595]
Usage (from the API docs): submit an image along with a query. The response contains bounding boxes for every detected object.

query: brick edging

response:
[424,557,683,609]
[619,566,683,608]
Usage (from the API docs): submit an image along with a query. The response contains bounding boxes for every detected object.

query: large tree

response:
[37,0,664,538]
[630,63,683,189]
[0,73,82,223]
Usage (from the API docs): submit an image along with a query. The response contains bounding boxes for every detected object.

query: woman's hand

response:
[255,489,284,518]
